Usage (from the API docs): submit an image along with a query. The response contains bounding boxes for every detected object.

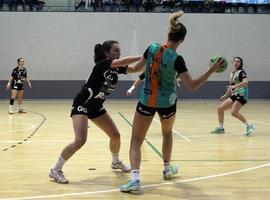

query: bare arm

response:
[111,56,141,68]
[6,76,13,90]
[179,58,224,91]
[25,77,32,89]
[126,57,146,73]
[126,78,144,96]
[179,69,214,91]
[219,87,232,101]
[133,78,144,88]
[229,78,248,90]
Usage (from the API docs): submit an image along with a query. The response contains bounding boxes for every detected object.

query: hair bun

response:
[169,11,184,33]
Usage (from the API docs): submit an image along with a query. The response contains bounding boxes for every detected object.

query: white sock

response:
[131,169,140,181]
[112,154,120,164]
[53,156,66,172]
[245,121,250,126]
[9,105,13,110]
[219,123,224,128]
[19,104,22,110]
[164,162,170,172]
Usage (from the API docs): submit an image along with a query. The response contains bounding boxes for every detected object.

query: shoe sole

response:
[163,176,172,180]
[111,166,131,172]
[120,186,141,193]
[211,132,225,134]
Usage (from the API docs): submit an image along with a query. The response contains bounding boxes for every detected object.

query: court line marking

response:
[161,120,270,138]
[252,120,270,126]
[153,118,192,142]
[118,112,163,159]
[0,162,269,200]
[1,106,268,199]
[0,123,36,134]
[1,110,46,152]
[0,141,31,144]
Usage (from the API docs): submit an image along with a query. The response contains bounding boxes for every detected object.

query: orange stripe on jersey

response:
[148,45,167,107]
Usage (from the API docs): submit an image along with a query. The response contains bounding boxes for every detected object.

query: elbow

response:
[186,85,197,92]
[191,87,199,92]
[188,84,199,92]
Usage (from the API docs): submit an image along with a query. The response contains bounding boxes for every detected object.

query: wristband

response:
[129,85,135,91]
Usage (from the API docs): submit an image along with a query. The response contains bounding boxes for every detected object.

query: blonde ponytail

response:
[168,11,186,42]
[169,11,184,33]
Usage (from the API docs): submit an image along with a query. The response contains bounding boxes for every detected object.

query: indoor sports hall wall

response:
[0,12,269,99]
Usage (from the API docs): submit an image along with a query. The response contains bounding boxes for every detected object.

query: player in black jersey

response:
[49,40,141,184]
[6,57,32,114]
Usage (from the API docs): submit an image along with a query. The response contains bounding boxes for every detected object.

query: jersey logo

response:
[103,69,118,85]
[77,106,88,113]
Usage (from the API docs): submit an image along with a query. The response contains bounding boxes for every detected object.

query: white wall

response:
[0,12,269,81]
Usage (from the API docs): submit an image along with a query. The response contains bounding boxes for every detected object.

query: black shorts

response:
[230,94,247,106]
[71,104,107,119]
[11,84,24,91]
[70,87,107,119]
[136,101,176,119]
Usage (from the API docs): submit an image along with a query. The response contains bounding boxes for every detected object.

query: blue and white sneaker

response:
[246,124,255,136]
[163,164,179,180]
[211,127,225,134]
[120,180,141,192]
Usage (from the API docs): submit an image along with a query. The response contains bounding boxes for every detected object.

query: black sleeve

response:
[25,68,28,77]
[239,70,247,82]
[143,46,150,60]
[117,65,128,74]
[139,72,145,80]
[174,55,188,75]
[11,68,16,77]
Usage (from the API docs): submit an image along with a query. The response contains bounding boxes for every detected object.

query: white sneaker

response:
[111,161,131,172]
[19,109,27,113]
[8,106,13,114]
[49,169,69,184]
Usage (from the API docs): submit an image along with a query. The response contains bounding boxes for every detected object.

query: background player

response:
[6,57,32,114]
[211,56,255,136]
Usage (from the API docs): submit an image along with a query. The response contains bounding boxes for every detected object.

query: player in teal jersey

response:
[120,11,225,193]
[211,57,255,136]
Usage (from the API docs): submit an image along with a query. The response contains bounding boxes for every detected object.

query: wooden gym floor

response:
[0,100,269,200]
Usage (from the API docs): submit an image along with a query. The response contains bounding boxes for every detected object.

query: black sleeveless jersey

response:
[11,66,27,85]
[74,58,126,107]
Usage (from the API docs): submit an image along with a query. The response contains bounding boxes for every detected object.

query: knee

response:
[131,134,144,146]
[110,131,120,141]
[230,111,238,117]
[74,137,87,149]
[217,106,224,113]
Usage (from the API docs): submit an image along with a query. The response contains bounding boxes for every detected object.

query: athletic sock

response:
[112,154,120,164]
[131,169,140,181]
[219,123,224,129]
[164,162,170,172]
[53,156,66,172]
[10,99,14,105]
